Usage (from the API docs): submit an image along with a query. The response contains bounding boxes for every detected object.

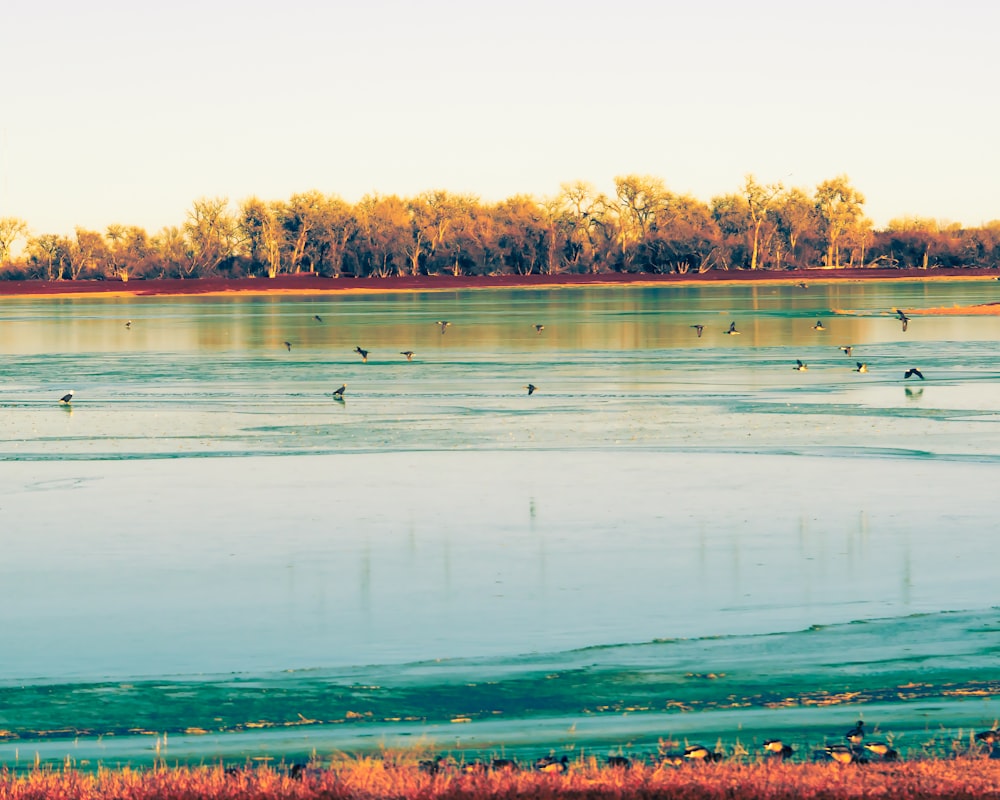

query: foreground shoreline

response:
[3,757,1000,800]
[1,268,999,299]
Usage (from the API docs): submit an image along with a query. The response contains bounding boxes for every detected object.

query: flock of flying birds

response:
[408,720,999,773]
[693,307,924,380]
[54,307,922,406]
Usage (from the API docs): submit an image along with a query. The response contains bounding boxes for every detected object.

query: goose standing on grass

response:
[534,755,568,773]
[825,744,856,764]
[845,720,865,745]
[59,390,74,405]
[763,740,794,759]
[354,346,368,363]
[863,742,898,760]
[975,729,999,745]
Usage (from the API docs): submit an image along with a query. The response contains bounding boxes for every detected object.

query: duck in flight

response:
[314,314,323,322]
[812,320,826,331]
[525,384,537,395]
[840,345,853,356]
[691,324,704,337]
[332,384,346,399]
[724,321,740,335]
[534,324,545,334]
[855,362,868,373]
[59,390,74,405]
[125,320,132,329]
[904,367,925,380]
[284,341,291,351]
[894,309,910,331]
[436,320,452,333]
[354,346,368,363]
[794,359,808,371]
[400,350,415,361]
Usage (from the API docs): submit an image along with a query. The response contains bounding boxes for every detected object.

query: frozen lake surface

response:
[1,281,999,766]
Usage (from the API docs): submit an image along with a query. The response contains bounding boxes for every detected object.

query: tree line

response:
[1,174,998,282]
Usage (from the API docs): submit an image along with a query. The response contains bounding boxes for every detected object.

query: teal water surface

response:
[1,281,998,767]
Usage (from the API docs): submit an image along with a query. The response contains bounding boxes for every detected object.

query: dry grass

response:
[3,754,1000,800]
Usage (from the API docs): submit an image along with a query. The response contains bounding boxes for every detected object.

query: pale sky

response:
[3,0,998,238]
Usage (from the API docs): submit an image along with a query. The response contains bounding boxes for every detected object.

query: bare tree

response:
[0,217,29,265]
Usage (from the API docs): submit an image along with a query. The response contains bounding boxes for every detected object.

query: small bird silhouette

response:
[534,324,545,334]
[894,309,910,331]
[332,384,346,399]
[400,351,415,361]
[691,324,704,337]
[355,346,368,363]
[314,314,323,322]
[525,384,537,395]
[813,320,826,331]
[125,320,132,329]
[59,390,75,404]
[840,345,853,356]
[436,320,451,333]
[855,362,867,373]
[904,368,925,380]
[793,359,808,371]
[724,321,740,335]
[284,341,291,351]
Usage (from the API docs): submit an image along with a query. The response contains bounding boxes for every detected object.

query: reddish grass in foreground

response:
[3,757,1000,800]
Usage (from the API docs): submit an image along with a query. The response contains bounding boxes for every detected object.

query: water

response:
[1,281,998,767]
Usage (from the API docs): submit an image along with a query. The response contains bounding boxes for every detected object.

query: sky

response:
[3,0,999,238]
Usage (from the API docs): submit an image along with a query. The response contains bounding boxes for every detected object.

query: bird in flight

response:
[812,320,826,331]
[840,345,853,356]
[400,351,415,361]
[724,321,740,335]
[534,324,545,334]
[332,384,346,400]
[125,320,132,329]
[525,384,537,395]
[284,341,291,351]
[59,390,75,405]
[355,346,368,363]
[904,367,924,380]
[691,324,704,337]
[855,362,868,373]
[314,314,323,322]
[894,309,910,331]
[436,320,452,333]
[794,359,808,371]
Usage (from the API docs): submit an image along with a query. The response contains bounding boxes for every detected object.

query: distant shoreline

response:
[1,268,999,299]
